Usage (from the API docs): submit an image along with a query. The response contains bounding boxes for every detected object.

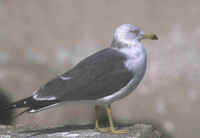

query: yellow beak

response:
[142,33,158,40]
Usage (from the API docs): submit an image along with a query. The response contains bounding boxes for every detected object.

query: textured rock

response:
[0,124,162,138]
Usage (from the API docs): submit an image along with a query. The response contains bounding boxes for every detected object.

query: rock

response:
[0,123,162,138]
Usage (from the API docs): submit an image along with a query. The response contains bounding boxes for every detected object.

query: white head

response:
[112,24,158,48]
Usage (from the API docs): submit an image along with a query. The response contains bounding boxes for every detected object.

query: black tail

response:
[1,96,33,111]
[1,96,59,118]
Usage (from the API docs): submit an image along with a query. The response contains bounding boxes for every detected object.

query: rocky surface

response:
[0,123,162,138]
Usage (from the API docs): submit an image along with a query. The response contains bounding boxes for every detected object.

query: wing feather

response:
[34,48,134,102]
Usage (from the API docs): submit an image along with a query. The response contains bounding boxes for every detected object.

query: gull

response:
[1,24,158,134]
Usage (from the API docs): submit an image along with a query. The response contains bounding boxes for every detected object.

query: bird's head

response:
[112,24,158,48]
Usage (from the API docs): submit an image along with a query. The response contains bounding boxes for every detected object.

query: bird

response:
[1,24,158,134]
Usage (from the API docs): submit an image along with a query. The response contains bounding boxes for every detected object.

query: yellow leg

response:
[95,105,109,132]
[106,106,128,134]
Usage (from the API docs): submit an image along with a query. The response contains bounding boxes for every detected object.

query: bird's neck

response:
[111,37,141,49]
[111,37,146,59]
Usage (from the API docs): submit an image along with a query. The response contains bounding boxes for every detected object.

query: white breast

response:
[97,44,147,106]
[120,44,146,73]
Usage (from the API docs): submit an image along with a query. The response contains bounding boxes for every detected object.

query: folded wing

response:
[34,48,134,102]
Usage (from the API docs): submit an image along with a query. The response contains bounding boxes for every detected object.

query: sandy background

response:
[0,0,200,137]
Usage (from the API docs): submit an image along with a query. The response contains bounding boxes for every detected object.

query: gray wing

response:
[34,48,134,101]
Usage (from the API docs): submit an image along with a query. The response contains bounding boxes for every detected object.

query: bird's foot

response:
[96,127,110,132]
[96,119,110,132]
[96,126,128,134]
[110,128,128,134]
[95,105,128,134]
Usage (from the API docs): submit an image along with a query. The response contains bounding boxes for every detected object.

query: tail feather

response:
[0,95,60,119]
[1,96,59,114]
[1,96,33,112]
[0,96,34,119]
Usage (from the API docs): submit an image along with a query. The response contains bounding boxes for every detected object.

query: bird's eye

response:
[131,29,140,34]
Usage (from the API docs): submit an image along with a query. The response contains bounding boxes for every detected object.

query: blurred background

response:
[0,0,200,137]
